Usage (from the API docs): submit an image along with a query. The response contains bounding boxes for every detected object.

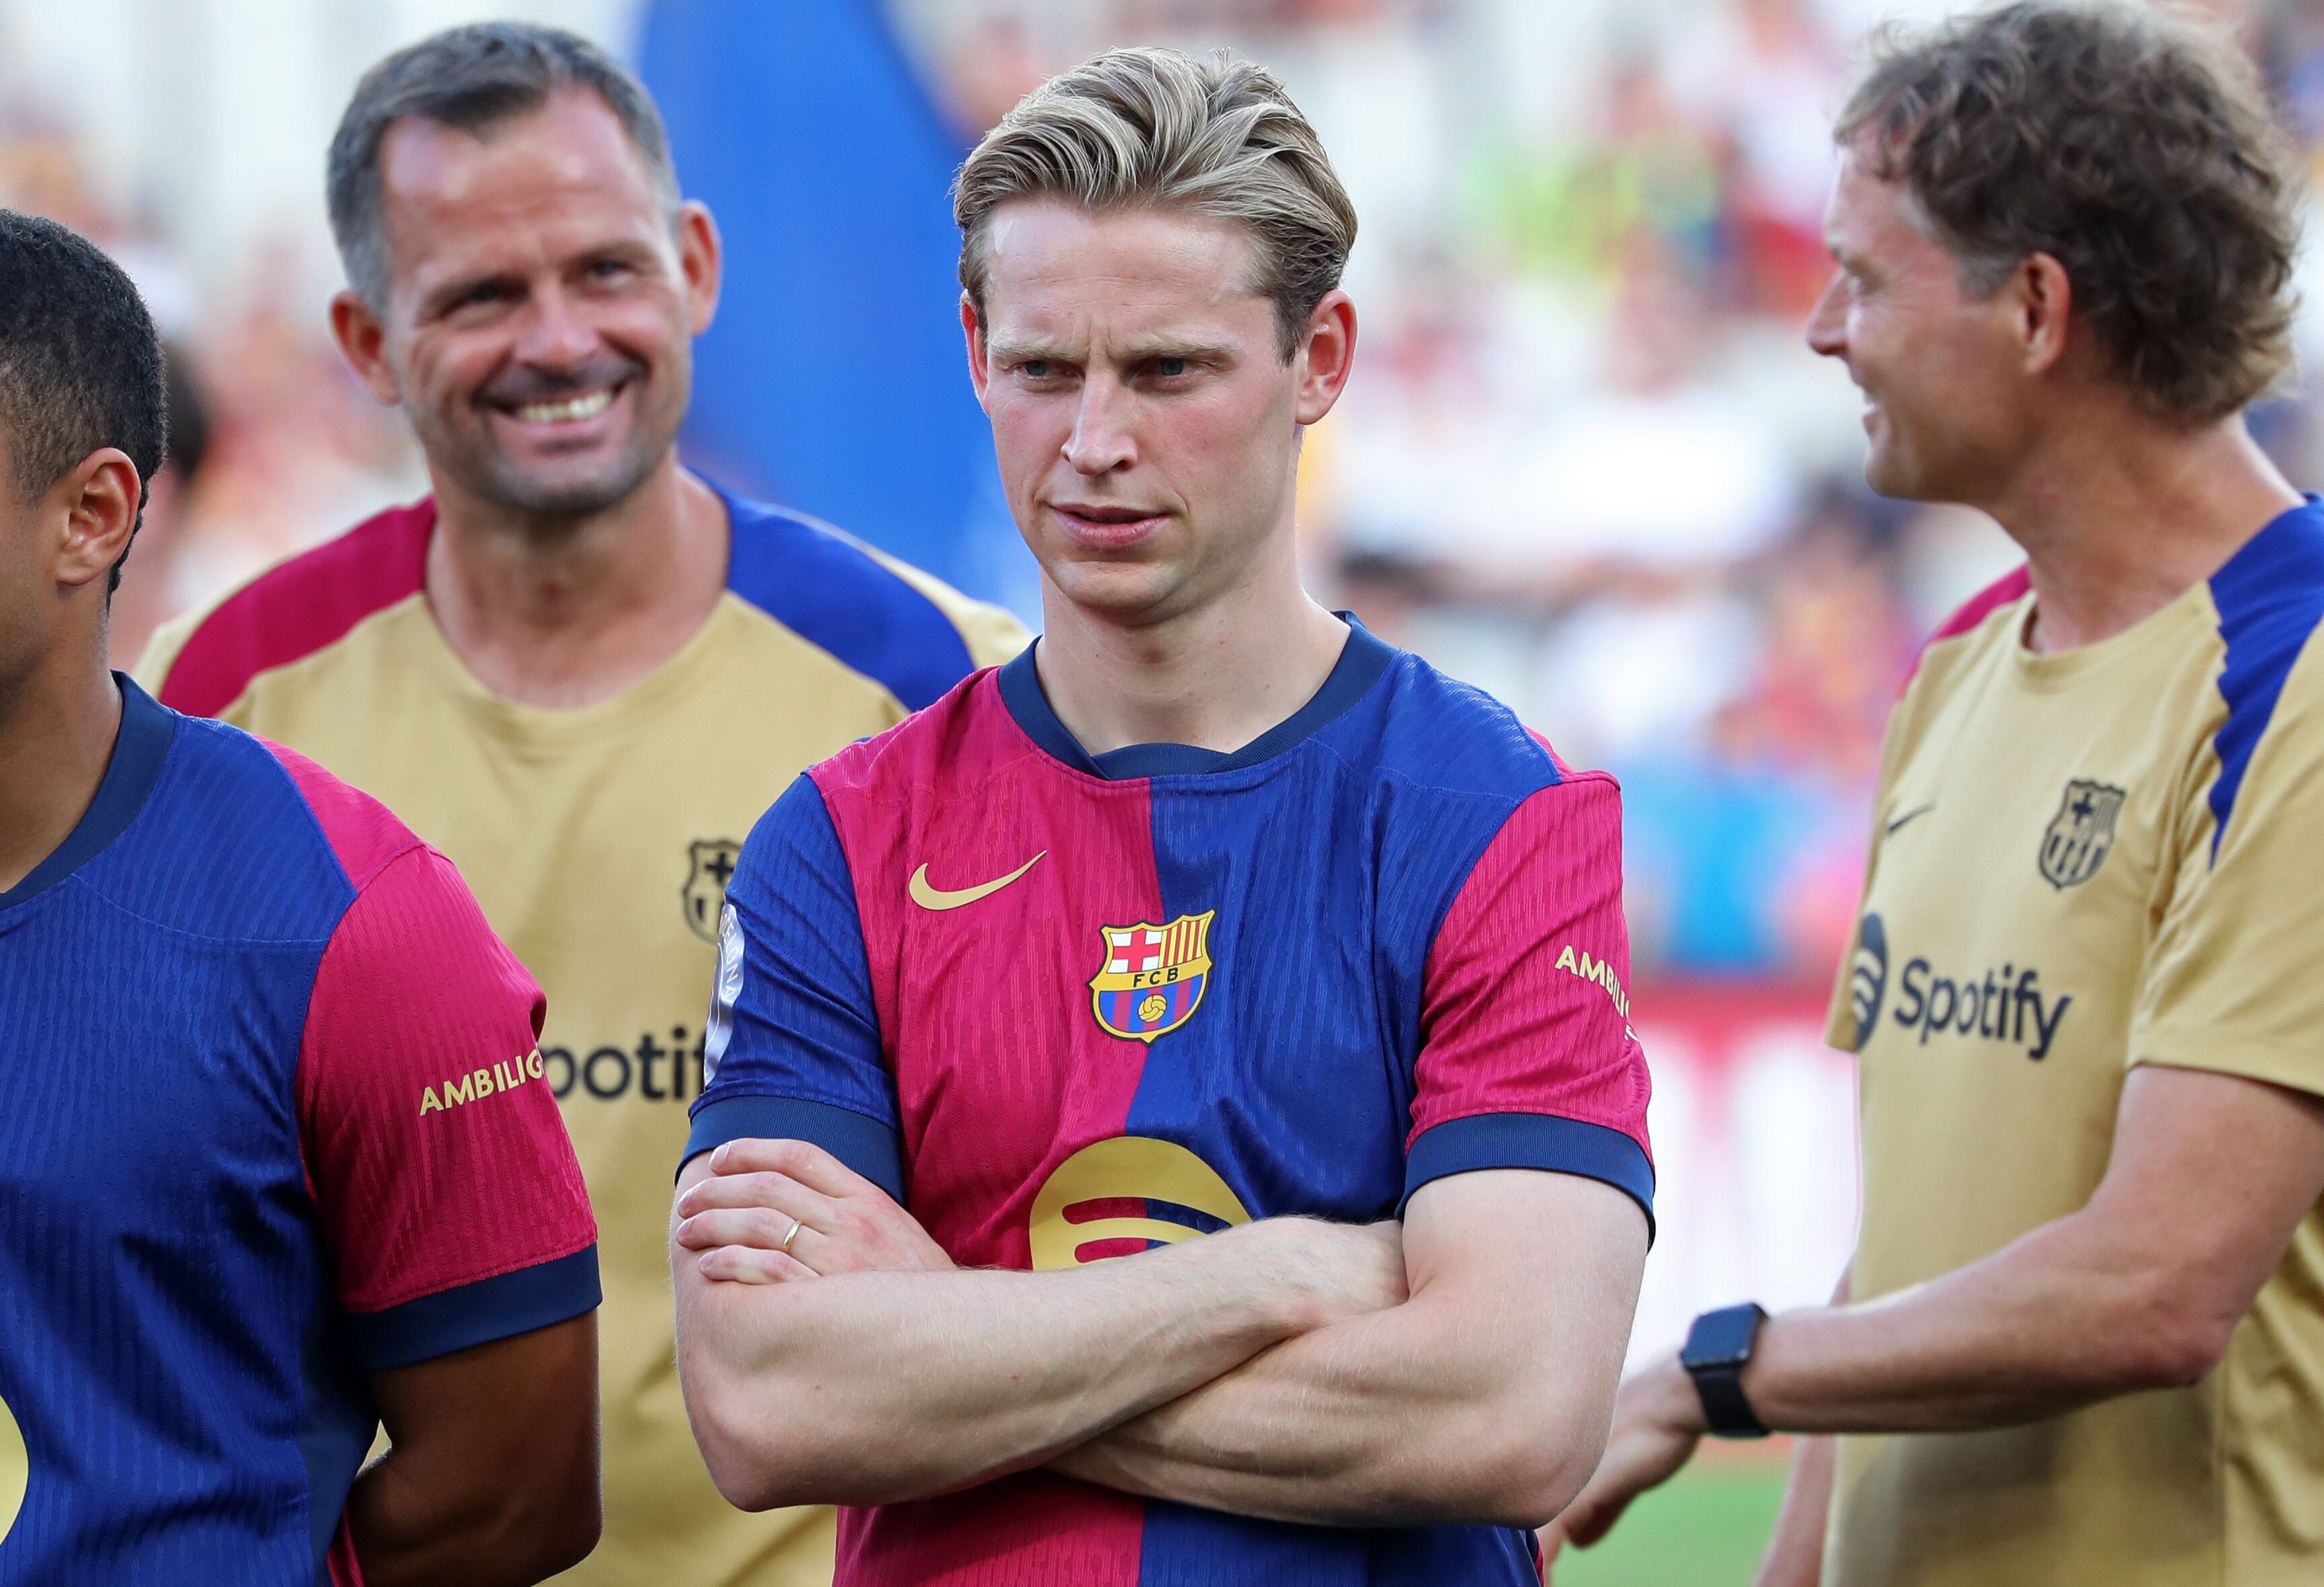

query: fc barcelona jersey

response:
[0,679,598,1585]
[687,622,1655,1586]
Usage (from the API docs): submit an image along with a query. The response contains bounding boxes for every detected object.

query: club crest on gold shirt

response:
[2039,780,2126,889]
[682,838,743,943]
[1089,912,1216,1041]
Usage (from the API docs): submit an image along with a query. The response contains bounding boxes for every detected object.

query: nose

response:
[512,281,599,372]
[1062,375,1136,478]
[1805,269,1847,359]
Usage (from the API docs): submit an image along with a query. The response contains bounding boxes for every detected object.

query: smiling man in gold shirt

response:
[138,25,1023,1586]
[1546,7,2324,1586]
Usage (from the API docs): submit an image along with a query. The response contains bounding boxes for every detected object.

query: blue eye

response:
[1155,357,1188,377]
[1021,360,1052,378]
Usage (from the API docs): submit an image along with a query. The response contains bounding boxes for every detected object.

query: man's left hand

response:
[1539,1352,1705,1568]
[674,1137,954,1283]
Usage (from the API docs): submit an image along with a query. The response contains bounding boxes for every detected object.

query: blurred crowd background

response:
[11,0,2324,1514]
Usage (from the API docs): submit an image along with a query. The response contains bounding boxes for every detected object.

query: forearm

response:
[1055,1296,1576,1526]
[1744,1210,2225,1434]
[675,1218,1330,1509]
[345,1449,585,1587]
[1055,1173,1644,1529]
[1752,1435,1833,1587]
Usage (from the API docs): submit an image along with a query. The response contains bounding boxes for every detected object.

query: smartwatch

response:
[1681,1302,1770,1438]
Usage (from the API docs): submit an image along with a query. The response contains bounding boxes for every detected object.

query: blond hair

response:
[953,46,1357,359]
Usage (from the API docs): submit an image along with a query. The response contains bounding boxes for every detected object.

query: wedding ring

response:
[779,1217,803,1255]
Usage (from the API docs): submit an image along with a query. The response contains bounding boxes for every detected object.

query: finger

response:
[676,1206,820,1255]
[710,1136,875,1200]
[1561,1486,1634,1549]
[676,1169,832,1224]
[698,1244,818,1284]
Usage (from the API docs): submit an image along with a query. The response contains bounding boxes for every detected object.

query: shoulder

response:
[1902,564,2033,693]
[806,668,1023,816]
[139,499,435,718]
[721,487,1027,710]
[82,708,420,942]
[1337,649,1573,807]
[2202,503,2324,846]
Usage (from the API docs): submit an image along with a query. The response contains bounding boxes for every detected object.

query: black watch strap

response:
[1682,1302,1771,1439]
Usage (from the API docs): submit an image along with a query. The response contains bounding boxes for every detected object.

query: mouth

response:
[483,377,632,441]
[1050,502,1169,551]
[511,387,616,425]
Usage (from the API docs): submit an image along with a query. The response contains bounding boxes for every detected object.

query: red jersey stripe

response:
[156,501,435,718]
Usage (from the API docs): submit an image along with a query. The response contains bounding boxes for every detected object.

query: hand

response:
[674,1137,955,1284]
[1250,1216,1408,1329]
[1539,1353,1705,1567]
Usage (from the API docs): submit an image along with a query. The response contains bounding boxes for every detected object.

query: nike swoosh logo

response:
[1885,803,1936,837]
[908,851,1048,911]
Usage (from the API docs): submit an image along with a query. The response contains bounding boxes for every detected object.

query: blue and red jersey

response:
[688,623,1654,1586]
[0,679,598,1586]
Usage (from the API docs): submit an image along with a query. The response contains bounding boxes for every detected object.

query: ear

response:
[1293,289,1358,427]
[329,289,404,407]
[2010,252,2074,379]
[678,200,723,336]
[50,448,143,592]
[961,293,992,411]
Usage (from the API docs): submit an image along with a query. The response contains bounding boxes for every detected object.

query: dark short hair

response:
[1837,1,2298,422]
[327,22,679,307]
[0,210,166,591]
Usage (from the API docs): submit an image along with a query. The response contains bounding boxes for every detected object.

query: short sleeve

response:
[1406,774,1655,1231]
[683,775,904,1196]
[299,846,599,1372]
[2132,632,2324,1097]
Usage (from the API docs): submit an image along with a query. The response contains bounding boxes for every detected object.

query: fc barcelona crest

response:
[1089,912,1217,1042]
[682,838,744,943]
[2039,780,2126,889]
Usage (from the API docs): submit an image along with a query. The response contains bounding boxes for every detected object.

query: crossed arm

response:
[670,1140,1648,1528]
[1545,1062,2324,1577]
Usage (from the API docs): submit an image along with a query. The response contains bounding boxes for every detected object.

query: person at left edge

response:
[136,25,1026,1587]
[0,209,601,1585]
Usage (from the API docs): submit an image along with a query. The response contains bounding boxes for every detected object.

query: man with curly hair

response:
[1548,5,2324,1586]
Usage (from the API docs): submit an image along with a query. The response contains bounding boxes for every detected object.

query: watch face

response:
[1685,1305,1764,1370]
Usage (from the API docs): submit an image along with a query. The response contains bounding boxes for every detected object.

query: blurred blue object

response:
[635,0,1033,611]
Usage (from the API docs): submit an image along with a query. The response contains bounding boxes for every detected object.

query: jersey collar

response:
[998,616,1396,780]
[0,674,177,913]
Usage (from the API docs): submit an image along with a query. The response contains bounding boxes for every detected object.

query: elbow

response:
[681,1364,805,1513]
[1425,1403,1603,1531]
[2089,1271,2238,1395]
[2103,1305,2235,1395]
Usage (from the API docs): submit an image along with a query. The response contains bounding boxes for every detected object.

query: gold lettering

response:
[419,1086,441,1116]
[441,1074,475,1107]
[525,1050,545,1080]
[1555,944,1578,972]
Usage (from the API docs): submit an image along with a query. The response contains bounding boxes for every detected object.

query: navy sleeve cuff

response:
[682,1095,906,1202]
[349,1245,602,1372]
[1403,1113,1656,1242]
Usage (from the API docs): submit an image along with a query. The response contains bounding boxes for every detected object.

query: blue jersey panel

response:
[719,486,976,712]
[689,774,905,1196]
[0,690,369,1585]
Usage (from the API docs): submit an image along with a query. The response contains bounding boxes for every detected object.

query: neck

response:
[1980,410,2300,653]
[425,451,729,709]
[1034,546,1349,756]
[0,641,120,893]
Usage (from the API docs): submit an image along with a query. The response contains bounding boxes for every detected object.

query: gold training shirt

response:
[1823,503,2324,1587]
[137,485,1028,1587]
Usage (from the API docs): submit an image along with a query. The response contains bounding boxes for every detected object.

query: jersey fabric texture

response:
[137,482,1027,1587]
[0,678,597,1587]
[1823,498,2324,1587]
[689,622,1655,1586]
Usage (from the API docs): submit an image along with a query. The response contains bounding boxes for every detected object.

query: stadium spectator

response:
[671,46,1650,1584]
[135,24,1023,1587]
[0,207,599,1585]
[1546,7,2324,1584]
